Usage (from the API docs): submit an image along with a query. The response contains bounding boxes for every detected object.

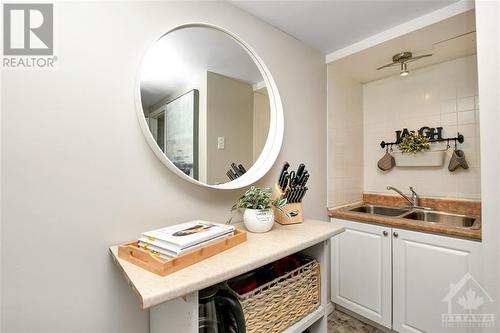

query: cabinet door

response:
[393,228,482,333]
[331,218,392,328]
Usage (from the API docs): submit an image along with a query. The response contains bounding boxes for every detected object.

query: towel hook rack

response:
[380,133,464,149]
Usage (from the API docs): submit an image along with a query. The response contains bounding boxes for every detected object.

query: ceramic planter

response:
[394,150,446,167]
[243,208,274,233]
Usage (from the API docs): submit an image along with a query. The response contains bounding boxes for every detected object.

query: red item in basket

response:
[273,255,301,277]
[230,276,257,294]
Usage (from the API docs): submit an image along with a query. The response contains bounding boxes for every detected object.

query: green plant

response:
[398,132,430,153]
[227,186,288,224]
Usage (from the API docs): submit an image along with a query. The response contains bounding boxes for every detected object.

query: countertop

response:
[328,202,481,240]
[109,219,345,309]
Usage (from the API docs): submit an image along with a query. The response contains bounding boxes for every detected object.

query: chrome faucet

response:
[386,186,419,207]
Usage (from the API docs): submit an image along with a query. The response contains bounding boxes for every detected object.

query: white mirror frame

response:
[135,23,284,189]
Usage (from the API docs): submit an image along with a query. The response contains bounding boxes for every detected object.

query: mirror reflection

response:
[140,26,270,185]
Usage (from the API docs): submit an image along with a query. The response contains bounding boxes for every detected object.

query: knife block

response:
[272,183,304,225]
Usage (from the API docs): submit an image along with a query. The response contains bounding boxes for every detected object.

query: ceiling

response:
[330,10,476,83]
[229,0,460,55]
[140,26,263,108]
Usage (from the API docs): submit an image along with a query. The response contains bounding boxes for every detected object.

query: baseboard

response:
[326,301,334,315]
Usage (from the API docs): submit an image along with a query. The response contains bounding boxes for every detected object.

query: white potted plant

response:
[394,132,445,167]
[228,186,287,233]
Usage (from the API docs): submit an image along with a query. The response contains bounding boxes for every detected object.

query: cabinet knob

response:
[383,231,388,236]
[393,232,399,238]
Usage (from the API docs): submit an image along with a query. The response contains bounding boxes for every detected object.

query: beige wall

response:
[253,88,270,161]
[206,71,254,184]
[1,2,327,332]
[327,65,364,207]
[364,55,480,199]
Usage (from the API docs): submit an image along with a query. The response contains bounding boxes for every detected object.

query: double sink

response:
[349,204,478,229]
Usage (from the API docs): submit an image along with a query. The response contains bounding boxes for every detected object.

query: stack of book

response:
[138,220,235,259]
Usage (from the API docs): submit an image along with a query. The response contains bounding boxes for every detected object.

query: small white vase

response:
[243,208,274,233]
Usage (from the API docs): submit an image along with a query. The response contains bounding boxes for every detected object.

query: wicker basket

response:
[232,256,320,333]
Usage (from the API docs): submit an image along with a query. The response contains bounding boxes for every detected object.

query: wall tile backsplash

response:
[327,66,364,207]
[363,55,480,199]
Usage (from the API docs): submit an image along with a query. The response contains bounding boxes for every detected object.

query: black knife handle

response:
[299,187,308,202]
[288,189,295,203]
[238,164,246,174]
[284,188,291,201]
[231,163,241,176]
[293,187,303,202]
[291,186,301,203]
[278,162,290,185]
[279,170,288,189]
[300,173,309,186]
[296,163,306,179]
[296,170,307,185]
[279,172,288,190]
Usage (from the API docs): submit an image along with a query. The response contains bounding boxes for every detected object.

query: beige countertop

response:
[109,219,345,309]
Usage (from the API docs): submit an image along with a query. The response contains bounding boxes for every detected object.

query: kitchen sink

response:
[349,205,410,217]
[402,210,477,228]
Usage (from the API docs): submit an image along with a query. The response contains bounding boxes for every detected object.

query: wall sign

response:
[395,126,443,143]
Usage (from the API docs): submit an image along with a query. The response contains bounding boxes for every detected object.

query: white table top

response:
[109,219,345,309]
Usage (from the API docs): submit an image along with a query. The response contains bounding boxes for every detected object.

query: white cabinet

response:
[331,218,482,332]
[392,228,482,333]
[331,219,392,328]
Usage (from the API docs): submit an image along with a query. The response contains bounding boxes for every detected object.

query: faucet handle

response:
[409,187,418,206]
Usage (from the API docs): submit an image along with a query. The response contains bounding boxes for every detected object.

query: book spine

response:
[139,231,234,255]
[140,230,234,252]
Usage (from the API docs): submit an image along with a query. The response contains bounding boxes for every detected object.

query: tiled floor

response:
[327,310,384,333]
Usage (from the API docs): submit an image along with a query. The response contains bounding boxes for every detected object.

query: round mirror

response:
[137,24,283,189]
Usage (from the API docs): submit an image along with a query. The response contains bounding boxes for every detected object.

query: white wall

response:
[363,55,481,199]
[476,0,500,328]
[0,2,327,332]
[327,65,364,207]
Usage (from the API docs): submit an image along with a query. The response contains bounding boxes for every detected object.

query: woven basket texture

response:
[235,258,320,333]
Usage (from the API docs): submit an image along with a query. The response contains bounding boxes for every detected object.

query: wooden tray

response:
[117,229,247,276]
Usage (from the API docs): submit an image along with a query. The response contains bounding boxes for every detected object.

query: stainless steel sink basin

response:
[349,205,410,217]
[402,210,478,228]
